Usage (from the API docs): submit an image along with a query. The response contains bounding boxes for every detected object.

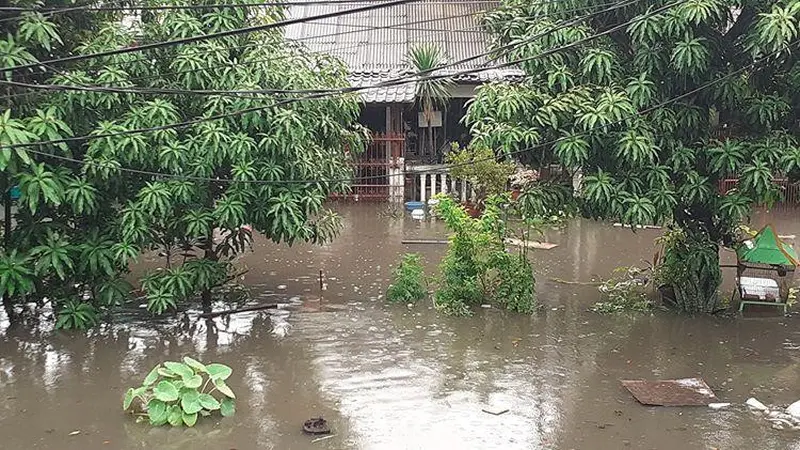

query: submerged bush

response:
[386,253,427,303]
[432,194,537,315]
[123,358,235,427]
[592,266,653,314]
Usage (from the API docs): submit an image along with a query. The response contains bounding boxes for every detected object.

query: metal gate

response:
[719,178,800,205]
[332,133,405,201]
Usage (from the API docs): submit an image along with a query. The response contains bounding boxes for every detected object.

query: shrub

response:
[386,253,427,303]
[592,266,653,314]
[123,358,235,427]
[432,194,537,315]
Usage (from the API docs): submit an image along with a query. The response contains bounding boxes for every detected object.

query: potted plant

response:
[446,143,515,216]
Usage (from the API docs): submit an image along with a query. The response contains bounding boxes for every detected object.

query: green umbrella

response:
[737,224,799,267]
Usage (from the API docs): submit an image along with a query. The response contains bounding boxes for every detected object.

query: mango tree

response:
[468,0,800,312]
[0,0,367,327]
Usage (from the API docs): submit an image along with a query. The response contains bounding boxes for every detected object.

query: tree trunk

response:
[201,229,216,313]
[3,173,11,249]
[2,294,14,323]
[659,227,722,314]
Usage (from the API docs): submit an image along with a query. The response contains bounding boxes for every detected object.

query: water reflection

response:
[0,204,798,449]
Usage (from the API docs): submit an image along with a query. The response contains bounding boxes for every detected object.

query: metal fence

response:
[330,133,405,201]
[719,178,800,205]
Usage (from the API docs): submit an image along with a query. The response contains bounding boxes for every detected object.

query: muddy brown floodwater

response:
[1,204,799,449]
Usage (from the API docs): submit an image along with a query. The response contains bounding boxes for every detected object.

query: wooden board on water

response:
[402,238,558,250]
[504,238,558,250]
[621,378,717,406]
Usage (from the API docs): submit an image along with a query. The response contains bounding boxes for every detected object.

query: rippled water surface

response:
[1,204,799,449]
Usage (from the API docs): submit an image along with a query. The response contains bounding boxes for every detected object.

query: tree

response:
[0,0,367,327]
[408,43,453,160]
[467,0,800,313]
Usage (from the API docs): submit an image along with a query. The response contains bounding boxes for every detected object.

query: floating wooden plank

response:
[621,378,718,406]
[504,238,558,250]
[401,239,450,245]
[401,238,558,250]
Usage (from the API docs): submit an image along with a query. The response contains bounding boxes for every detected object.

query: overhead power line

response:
[20,39,797,186]
[0,0,673,153]
[0,0,639,99]
[2,0,421,73]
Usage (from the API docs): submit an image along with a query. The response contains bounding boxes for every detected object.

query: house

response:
[286,0,521,201]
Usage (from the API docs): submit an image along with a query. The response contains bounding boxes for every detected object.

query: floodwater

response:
[1,204,799,450]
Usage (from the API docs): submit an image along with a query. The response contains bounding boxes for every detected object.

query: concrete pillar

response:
[449,176,456,195]
[420,173,427,202]
[439,173,447,195]
[460,180,467,202]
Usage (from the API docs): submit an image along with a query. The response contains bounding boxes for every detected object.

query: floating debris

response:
[621,378,718,406]
[303,417,331,435]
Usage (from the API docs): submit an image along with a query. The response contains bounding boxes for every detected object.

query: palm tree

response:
[407,43,453,160]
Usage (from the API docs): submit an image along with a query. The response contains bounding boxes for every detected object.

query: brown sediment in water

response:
[0,205,798,449]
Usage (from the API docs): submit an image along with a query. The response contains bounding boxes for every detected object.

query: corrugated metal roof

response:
[285,0,521,103]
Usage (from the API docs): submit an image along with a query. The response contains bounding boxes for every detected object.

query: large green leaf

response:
[220,398,236,418]
[143,366,160,386]
[153,381,179,402]
[147,399,168,425]
[183,357,207,373]
[163,361,194,379]
[182,412,198,427]
[198,393,220,411]
[168,405,183,427]
[205,363,232,381]
[183,374,203,389]
[180,389,203,414]
[213,378,236,399]
[123,388,135,410]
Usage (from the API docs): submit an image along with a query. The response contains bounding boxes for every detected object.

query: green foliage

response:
[408,43,453,156]
[654,228,722,313]
[0,0,365,326]
[123,358,235,428]
[470,0,800,313]
[386,253,427,304]
[446,144,515,202]
[55,300,99,330]
[592,266,653,314]
[432,194,537,315]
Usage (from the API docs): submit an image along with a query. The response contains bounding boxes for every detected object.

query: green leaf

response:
[153,380,179,402]
[183,356,207,373]
[180,389,203,414]
[143,366,160,386]
[147,399,168,425]
[164,361,194,379]
[182,412,198,427]
[123,388,135,410]
[168,405,183,427]
[158,367,177,378]
[220,398,236,417]
[205,363,232,381]
[183,374,203,389]
[213,378,235,399]
[198,393,220,411]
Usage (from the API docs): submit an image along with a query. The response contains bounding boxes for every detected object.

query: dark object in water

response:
[303,417,331,435]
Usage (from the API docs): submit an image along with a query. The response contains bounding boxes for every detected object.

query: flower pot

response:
[462,202,481,218]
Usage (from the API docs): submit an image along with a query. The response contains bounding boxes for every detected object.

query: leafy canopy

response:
[470,0,800,313]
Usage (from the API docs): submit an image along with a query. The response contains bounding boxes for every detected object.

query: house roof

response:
[285,0,522,103]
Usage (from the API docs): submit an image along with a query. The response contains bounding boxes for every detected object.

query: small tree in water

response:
[386,253,427,304]
[432,194,537,315]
